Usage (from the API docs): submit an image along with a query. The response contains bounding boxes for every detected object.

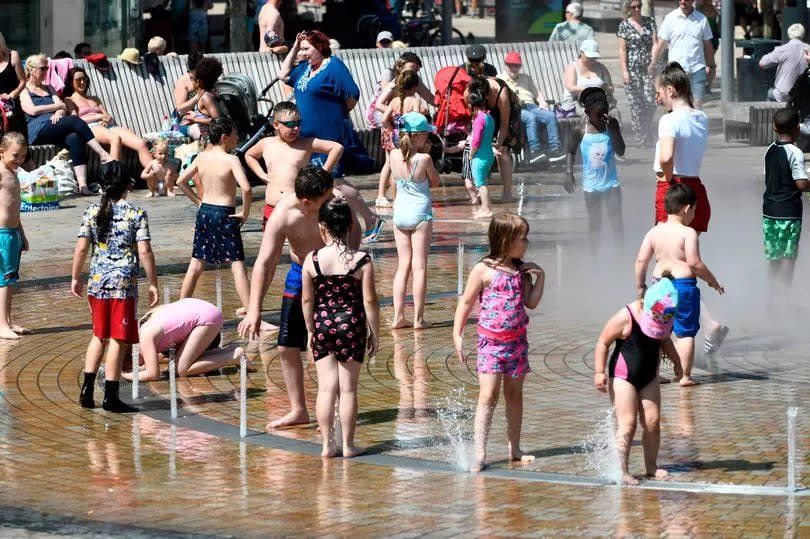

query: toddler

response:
[141,139,176,197]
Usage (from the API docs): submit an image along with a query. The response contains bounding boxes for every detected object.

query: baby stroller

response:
[433,64,472,174]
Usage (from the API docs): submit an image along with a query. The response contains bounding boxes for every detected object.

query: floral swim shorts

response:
[476,333,529,379]
[763,217,802,261]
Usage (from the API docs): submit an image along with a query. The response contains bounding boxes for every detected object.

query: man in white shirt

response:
[649,0,714,108]
[759,24,810,102]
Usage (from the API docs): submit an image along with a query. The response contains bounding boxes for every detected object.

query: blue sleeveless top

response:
[24,88,55,145]
[580,129,619,193]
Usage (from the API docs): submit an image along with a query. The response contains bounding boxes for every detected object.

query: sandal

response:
[704,325,729,355]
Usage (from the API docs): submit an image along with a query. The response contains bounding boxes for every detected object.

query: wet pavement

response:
[2,137,810,537]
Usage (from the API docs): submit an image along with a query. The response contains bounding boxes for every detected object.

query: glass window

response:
[0,0,40,57]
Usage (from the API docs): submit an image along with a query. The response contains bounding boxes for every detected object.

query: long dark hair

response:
[657,62,695,109]
[96,167,132,244]
[318,195,353,248]
[63,66,89,98]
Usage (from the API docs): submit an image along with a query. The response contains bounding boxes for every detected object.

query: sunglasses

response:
[277,120,301,128]
[33,66,48,71]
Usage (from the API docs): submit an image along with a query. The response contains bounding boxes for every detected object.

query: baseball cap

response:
[505,51,522,65]
[466,44,487,61]
[640,278,679,339]
[399,112,436,133]
[86,53,111,72]
[580,39,600,58]
[376,30,394,43]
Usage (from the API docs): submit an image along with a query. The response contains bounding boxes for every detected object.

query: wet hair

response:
[656,62,694,108]
[773,107,799,134]
[273,101,299,120]
[467,76,491,103]
[63,66,89,97]
[395,70,420,109]
[580,86,608,113]
[152,138,169,155]
[485,213,529,265]
[53,50,72,59]
[295,165,334,200]
[73,42,91,57]
[302,30,332,58]
[96,167,134,244]
[0,131,26,149]
[467,90,486,110]
[208,116,235,144]
[318,196,353,247]
[187,51,204,72]
[664,183,697,214]
[193,56,223,91]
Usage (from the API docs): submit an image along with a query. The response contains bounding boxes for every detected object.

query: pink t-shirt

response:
[151,298,223,352]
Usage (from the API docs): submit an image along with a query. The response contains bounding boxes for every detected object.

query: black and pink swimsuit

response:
[608,305,661,390]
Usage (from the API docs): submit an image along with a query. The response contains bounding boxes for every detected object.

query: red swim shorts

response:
[88,296,138,344]
[655,176,711,233]
[262,203,274,231]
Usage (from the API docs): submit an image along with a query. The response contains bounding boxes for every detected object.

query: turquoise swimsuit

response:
[393,156,433,231]
[471,111,495,189]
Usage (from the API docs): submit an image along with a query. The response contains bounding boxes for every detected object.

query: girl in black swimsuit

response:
[301,196,380,458]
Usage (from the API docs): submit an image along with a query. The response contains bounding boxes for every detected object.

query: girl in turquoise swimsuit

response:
[467,91,497,219]
[390,112,440,330]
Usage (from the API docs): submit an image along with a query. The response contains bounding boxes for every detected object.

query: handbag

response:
[554,103,577,119]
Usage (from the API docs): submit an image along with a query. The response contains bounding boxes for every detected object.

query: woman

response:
[559,39,615,116]
[171,51,203,135]
[618,0,658,147]
[180,56,222,143]
[123,298,245,382]
[20,54,113,195]
[0,32,27,138]
[467,75,523,203]
[63,67,152,169]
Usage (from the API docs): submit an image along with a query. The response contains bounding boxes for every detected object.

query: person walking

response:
[618,0,659,146]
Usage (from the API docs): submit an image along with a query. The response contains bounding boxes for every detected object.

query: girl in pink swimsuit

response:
[452,214,547,472]
[123,298,245,381]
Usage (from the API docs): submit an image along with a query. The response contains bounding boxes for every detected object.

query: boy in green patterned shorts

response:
[762,108,809,297]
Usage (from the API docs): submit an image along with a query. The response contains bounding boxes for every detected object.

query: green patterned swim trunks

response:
[763,217,802,260]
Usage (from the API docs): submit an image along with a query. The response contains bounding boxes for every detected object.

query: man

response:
[433,44,497,132]
[759,24,810,103]
[497,51,565,163]
[258,0,288,54]
[74,42,91,59]
[649,0,714,108]
[549,3,595,42]
[463,44,497,77]
[376,30,393,48]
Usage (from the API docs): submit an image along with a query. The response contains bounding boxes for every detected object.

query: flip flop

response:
[704,325,729,355]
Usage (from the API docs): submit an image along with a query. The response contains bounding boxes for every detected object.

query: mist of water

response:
[581,408,623,484]
[435,387,474,471]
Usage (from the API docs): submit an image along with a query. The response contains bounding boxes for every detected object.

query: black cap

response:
[465,44,486,61]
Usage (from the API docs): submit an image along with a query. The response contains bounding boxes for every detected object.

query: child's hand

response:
[238,311,262,340]
[454,333,465,363]
[519,262,544,277]
[709,280,725,295]
[21,235,28,252]
[70,278,83,299]
[148,285,159,307]
[229,211,246,225]
[493,145,504,157]
[564,174,576,194]
[594,372,607,392]
[367,332,379,358]
[637,285,647,300]
[672,360,684,380]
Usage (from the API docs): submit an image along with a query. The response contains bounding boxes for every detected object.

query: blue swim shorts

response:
[278,263,307,350]
[0,227,22,287]
[192,203,245,265]
[672,277,700,338]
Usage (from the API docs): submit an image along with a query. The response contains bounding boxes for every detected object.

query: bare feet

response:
[473,210,493,220]
[679,377,700,387]
[646,468,669,480]
[267,409,310,429]
[470,460,485,473]
[621,473,640,485]
[342,445,366,458]
[167,190,176,197]
[145,191,155,198]
[391,317,412,329]
[321,441,337,458]
[10,325,30,335]
[0,326,20,340]
[509,450,536,464]
[413,320,432,330]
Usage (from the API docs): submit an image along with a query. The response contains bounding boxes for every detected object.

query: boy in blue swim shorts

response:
[635,183,725,387]
[0,132,30,340]
[238,166,335,429]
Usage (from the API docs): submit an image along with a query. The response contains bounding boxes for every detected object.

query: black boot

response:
[80,372,96,408]
[102,380,138,413]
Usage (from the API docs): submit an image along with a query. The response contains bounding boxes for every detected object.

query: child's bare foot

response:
[267,409,310,429]
[473,210,493,220]
[0,326,20,340]
[413,319,432,330]
[10,325,30,335]
[391,317,412,329]
[509,450,536,464]
[145,191,155,198]
[322,441,337,458]
[646,468,669,480]
[167,190,176,197]
[470,460,485,473]
[342,445,366,458]
[621,473,640,485]
[679,376,700,387]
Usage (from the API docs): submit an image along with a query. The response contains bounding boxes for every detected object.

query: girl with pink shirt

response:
[452,214,546,472]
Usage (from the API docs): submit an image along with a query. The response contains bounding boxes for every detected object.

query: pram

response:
[433,64,472,174]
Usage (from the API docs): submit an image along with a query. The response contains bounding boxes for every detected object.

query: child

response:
[238,166,336,429]
[565,87,625,253]
[390,112,440,329]
[181,56,222,144]
[378,70,429,208]
[72,167,159,412]
[140,139,176,197]
[301,196,379,457]
[452,213,546,472]
[0,132,29,340]
[245,102,344,232]
[762,108,809,297]
[635,183,724,387]
[466,91,496,219]
[593,275,684,485]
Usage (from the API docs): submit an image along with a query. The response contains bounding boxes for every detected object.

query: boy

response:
[0,132,29,340]
[635,183,724,387]
[762,108,809,296]
[238,166,335,429]
[244,102,343,231]
[140,139,177,197]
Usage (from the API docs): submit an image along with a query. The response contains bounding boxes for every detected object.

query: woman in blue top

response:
[564,87,626,253]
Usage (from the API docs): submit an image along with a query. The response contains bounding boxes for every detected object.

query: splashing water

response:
[581,408,622,484]
[787,407,798,493]
[435,387,474,471]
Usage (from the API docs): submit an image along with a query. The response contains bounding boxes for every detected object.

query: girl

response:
[452,214,546,472]
[140,139,176,197]
[390,112,440,329]
[565,87,625,254]
[593,274,683,485]
[301,197,379,458]
[123,298,245,382]
[181,56,222,144]
[378,69,429,208]
[466,91,497,219]
[72,167,159,413]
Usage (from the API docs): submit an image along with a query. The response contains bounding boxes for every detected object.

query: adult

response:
[617,0,659,146]
[0,32,27,139]
[20,54,113,195]
[74,42,92,60]
[463,44,497,77]
[559,40,615,116]
[653,62,726,358]
[456,0,478,16]
[649,0,714,109]
[171,51,203,134]
[549,2,595,42]
[258,0,289,55]
[467,75,523,203]
[759,24,810,103]
[497,51,564,163]
[63,67,152,170]
[123,298,245,382]
[376,30,393,48]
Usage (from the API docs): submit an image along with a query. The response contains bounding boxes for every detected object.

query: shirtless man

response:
[635,183,724,387]
[0,132,29,339]
[244,102,343,232]
[258,0,289,55]
[238,166,335,429]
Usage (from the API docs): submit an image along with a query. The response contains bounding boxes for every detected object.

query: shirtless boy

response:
[258,0,288,55]
[635,183,724,387]
[0,132,29,340]
[140,139,177,197]
[238,166,334,429]
[244,102,343,231]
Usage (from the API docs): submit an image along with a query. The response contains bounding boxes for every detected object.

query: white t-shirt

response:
[653,108,708,177]
[658,8,713,74]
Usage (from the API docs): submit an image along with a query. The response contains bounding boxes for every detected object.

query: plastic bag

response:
[18,165,61,212]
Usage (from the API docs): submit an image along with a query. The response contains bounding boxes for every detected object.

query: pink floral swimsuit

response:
[476,267,530,378]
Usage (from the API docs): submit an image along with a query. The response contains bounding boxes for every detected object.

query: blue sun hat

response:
[399,112,436,134]
[640,277,679,339]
